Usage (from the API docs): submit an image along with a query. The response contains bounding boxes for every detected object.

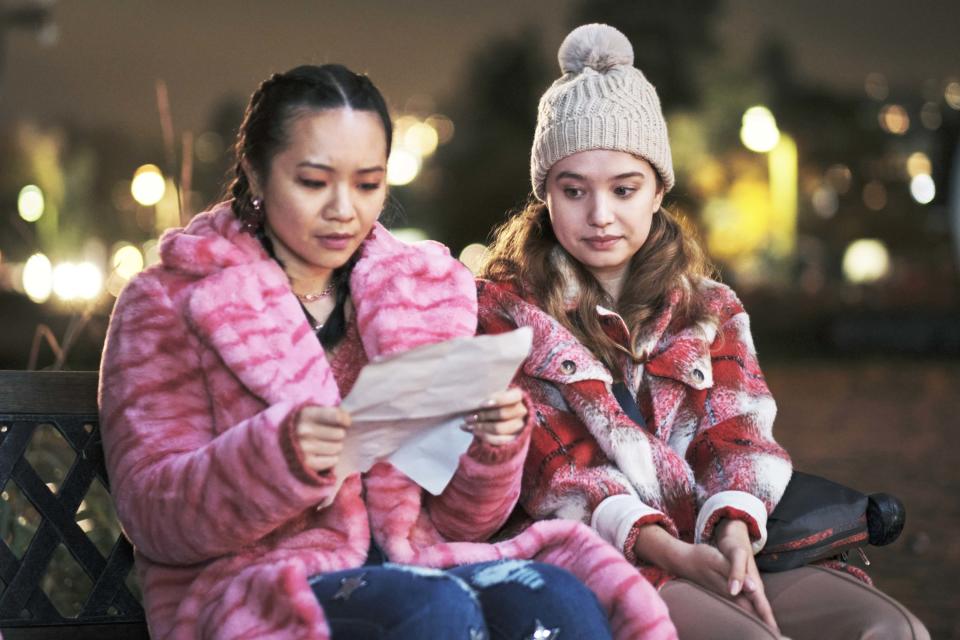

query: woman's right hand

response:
[633,524,779,632]
[294,405,351,473]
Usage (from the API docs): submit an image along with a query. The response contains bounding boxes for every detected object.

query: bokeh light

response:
[739,106,780,153]
[906,152,932,178]
[387,149,420,186]
[458,243,489,274]
[920,102,942,129]
[910,174,936,204]
[52,262,103,301]
[112,244,145,280]
[843,239,890,284]
[426,115,455,144]
[825,164,852,194]
[22,253,53,303]
[864,73,889,101]
[18,185,45,222]
[811,186,839,218]
[862,181,887,211]
[878,104,909,135]
[404,122,439,157]
[945,81,960,110]
[131,164,166,206]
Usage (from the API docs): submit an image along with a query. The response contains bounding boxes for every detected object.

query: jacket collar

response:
[163,203,477,406]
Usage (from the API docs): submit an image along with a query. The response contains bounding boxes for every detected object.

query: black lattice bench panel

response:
[0,371,148,640]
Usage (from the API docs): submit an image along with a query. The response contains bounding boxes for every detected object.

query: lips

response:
[583,235,622,250]
[316,233,354,251]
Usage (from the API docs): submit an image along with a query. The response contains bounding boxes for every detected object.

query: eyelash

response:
[298,178,382,192]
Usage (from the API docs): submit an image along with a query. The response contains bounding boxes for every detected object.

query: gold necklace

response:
[294,281,336,303]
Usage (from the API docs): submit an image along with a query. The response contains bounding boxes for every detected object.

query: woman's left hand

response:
[462,387,527,446]
[715,518,779,633]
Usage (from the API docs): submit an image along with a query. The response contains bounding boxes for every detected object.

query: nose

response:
[587,193,614,228]
[323,182,354,221]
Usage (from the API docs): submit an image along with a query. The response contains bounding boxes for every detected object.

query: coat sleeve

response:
[99,274,337,566]
[427,404,533,542]
[684,295,793,553]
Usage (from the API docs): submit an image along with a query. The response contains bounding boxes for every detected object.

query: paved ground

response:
[764,358,960,639]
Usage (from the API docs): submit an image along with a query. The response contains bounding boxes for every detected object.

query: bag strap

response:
[611,381,647,429]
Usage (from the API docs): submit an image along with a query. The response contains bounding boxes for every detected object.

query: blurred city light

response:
[842,239,890,284]
[404,122,439,157]
[825,164,852,194]
[52,262,103,301]
[768,134,798,258]
[17,185,45,222]
[910,174,936,204]
[22,253,53,303]
[387,149,420,186]
[945,81,960,110]
[143,239,161,267]
[740,106,780,153]
[131,164,166,206]
[391,227,429,243]
[863,181,887,211]
[878,104,909,135]
[864,73,889,101]
[458,243,489,274]
[425,115,455,144]
[812,185,839,218]
[195,131,225,163]
[112,244,144,280]
[920,102,942,130]
[906,152,933,178]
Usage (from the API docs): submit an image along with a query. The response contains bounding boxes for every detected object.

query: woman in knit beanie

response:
[478,23,929,640]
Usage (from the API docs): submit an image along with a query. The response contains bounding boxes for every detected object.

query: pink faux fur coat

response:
[98,203,676,640]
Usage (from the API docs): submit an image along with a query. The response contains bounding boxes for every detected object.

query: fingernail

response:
[482,398,497,407]
[729,579,741,596]
[460,424,475,432]
[743,577,757,592]
[465,413,480,424]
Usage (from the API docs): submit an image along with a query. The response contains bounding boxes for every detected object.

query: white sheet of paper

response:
[323,327,532,503]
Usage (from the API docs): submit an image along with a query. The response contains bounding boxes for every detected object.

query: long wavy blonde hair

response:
[480,193,715,375]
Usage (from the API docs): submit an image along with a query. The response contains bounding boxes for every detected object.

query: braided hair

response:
[227,64,393,347]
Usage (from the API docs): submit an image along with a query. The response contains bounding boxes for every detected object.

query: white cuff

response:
[695,490,769,554]
[591,494,664,554]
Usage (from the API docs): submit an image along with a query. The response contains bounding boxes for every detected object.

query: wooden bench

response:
[0,371,148,640]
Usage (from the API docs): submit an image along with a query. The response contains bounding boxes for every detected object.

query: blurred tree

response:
[424,29,552,252]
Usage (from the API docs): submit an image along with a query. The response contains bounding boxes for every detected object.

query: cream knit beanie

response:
[530,23,675,200]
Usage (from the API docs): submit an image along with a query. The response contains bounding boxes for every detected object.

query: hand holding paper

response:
[318,327,532,504]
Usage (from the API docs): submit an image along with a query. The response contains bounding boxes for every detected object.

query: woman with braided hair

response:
[478,24,930,640]
[99,64,677,639]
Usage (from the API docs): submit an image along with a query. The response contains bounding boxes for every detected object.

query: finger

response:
[725,546,749,596]
[299,439,344,457]
[475,418,525,436]
[299,406,352,428]
[297,423,348,442]
[746,585,778,632]
[480,387,524,409]
[304,454,338,472]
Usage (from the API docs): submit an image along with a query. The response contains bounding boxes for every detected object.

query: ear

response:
[240,158,262,197]
[652,181,665,212]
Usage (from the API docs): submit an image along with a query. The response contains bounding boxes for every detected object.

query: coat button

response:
[560,360,577,375]
[691,368,704,382]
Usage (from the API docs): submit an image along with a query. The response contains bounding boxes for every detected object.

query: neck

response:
[587,267,627,303]
[264,225,334,295]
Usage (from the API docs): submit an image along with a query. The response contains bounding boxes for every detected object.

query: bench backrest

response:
[0,371,148,639]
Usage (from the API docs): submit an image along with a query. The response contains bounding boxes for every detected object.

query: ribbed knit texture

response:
[531,23,675,199]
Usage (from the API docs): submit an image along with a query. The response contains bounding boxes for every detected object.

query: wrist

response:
[632,523,682,571]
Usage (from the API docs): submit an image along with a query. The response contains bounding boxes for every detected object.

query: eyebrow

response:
[297,161,385,174]
[554,170,647,182]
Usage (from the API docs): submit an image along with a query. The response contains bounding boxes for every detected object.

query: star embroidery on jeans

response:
[529,619,560,639]
[332,573,368,601]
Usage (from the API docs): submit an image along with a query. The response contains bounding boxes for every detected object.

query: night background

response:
[1,0,958,635]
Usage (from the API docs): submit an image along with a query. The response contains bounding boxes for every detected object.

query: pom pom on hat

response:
[558,23,634,74]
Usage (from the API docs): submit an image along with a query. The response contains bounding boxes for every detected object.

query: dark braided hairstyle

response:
[226,64,393,348]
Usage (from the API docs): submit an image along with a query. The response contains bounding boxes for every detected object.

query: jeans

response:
[310,559,613,639]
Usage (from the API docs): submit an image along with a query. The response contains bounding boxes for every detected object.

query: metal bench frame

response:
[0,371,148,640]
